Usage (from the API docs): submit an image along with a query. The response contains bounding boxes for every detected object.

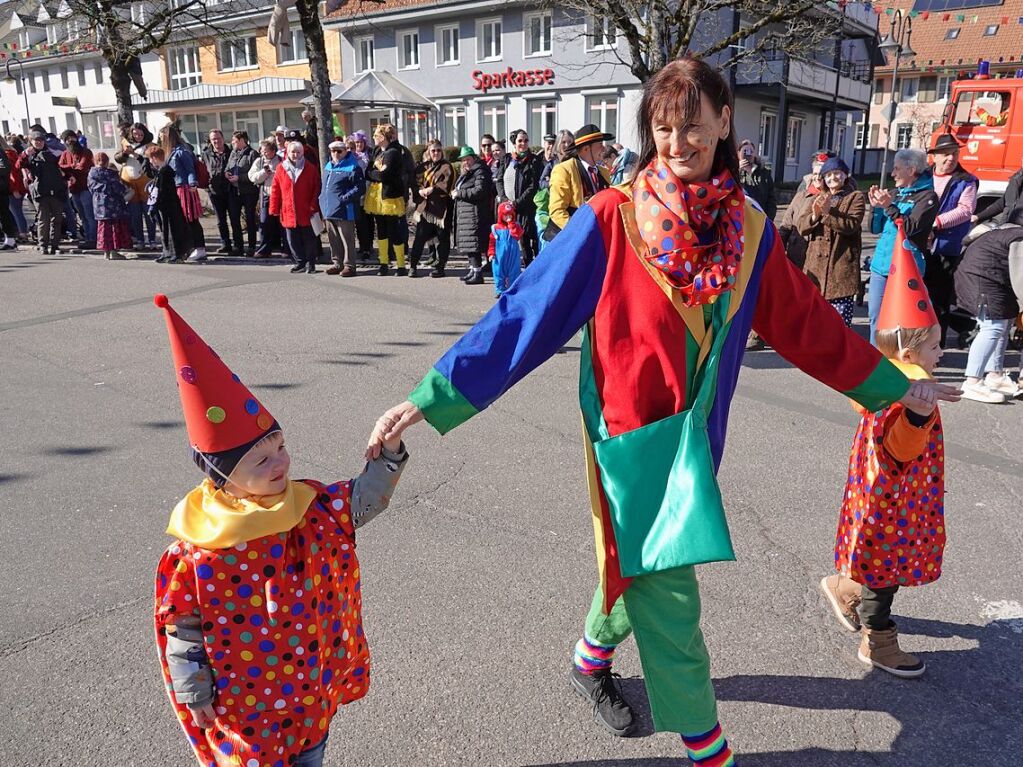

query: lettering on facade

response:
[471,67,555,95]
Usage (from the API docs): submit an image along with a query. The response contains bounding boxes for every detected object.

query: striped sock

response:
[681,723,736,766]
[573,634,616,675]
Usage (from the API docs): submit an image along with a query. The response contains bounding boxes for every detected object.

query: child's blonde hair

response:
[875,326,933,359]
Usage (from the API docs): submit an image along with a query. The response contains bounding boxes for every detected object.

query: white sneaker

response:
[961,380,1007,404]
[985,373,1020,398]
[186,247,207,263]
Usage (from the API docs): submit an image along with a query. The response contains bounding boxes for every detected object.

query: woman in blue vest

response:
[928,134,979,344]
[866,148,939,342]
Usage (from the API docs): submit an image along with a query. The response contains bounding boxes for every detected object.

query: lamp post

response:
[877,9,915,189]
[4,58,31,132]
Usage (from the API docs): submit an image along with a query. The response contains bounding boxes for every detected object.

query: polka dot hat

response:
[154,294,277,454]
[876,219,938,332]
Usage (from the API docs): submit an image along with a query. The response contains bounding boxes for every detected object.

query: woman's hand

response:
[900,380,961,417]
[189,702,216,729]
[868,186,892,208]
[366,401,424,460]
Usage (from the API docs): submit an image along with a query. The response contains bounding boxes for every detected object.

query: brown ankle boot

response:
[858,623,926,678]
[820,575,862,631]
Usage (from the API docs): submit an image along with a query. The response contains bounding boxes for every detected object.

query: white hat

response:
[275,125,287,134]
[328,140,345,150]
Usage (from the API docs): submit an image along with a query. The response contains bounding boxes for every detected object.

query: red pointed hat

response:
[154,294,277,453]
[876,220,938,332]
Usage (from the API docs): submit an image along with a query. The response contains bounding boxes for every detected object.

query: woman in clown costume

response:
[152,294,409,767]
[367,59,958,764]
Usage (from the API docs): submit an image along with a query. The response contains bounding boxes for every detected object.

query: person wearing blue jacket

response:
[866,148,939,342]
[319,140,365,277]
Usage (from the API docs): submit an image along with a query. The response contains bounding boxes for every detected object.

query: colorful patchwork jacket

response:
[408,187,910,612]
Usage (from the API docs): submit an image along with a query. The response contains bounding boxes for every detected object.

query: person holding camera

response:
[738,139,777,220]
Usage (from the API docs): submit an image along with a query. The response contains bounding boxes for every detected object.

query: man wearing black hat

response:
[546,124,612,240]
[928,133,978,343]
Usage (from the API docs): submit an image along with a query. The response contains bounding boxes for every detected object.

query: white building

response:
[0,0,166,152]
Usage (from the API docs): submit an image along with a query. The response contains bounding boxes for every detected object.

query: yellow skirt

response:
[363,182,406,217]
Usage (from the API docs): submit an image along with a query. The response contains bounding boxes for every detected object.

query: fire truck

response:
[931,61,1023,210]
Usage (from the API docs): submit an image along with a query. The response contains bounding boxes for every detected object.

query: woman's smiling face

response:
[651,92,730,183]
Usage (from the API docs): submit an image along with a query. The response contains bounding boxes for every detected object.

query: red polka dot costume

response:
[155,480,369,767]
[833,221,946,591]
[150,295,397,767]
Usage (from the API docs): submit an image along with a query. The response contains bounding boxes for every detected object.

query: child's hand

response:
[188,702,216,729]
[367,401,423,460]
[382,435,402,454]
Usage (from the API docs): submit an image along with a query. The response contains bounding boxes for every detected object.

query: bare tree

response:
[546,0,845,83]
[60,0,250,127]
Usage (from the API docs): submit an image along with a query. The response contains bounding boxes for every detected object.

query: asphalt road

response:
[1,252,1021,767]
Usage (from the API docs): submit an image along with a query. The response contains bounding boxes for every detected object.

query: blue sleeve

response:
[427,204,608,416]
[172,150,196,187]
[870,206,886,234]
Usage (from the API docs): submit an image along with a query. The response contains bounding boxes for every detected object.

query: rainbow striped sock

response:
[681,723,736,766]
[573,634,617,675]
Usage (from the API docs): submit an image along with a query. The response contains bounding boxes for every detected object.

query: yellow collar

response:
[890,359,932,382]
[167,479,317,550]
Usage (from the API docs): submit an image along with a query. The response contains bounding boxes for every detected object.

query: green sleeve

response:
[843,356,910,412]
[408,368,480,436]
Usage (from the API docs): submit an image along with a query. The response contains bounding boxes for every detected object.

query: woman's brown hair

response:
[159,122,185,157]
[635,57,739,182]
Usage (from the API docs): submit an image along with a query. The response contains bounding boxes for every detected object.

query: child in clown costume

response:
[820,221,948,678]
[151,294,408,767]
[488,200,523,297]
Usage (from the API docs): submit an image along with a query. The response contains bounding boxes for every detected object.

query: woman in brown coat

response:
[778,151,834,269]
[796,157,866,326]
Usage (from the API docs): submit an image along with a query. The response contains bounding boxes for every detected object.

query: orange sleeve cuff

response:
[883,407,936,463]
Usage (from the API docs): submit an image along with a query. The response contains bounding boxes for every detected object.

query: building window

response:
[873,78,884,105]
[59,66,69,88]
[895,123,913,149]
[983,24,998,36]
[355,35,374,73]
[277,29,307,64]
[168,46,201,89]
[401,109,429,146]
[28,73,36,94]
[437,24,459,65]
[524,11,552,57]
[14,76,21,95]
[917,76,937,103]
[479,101,507,142]
[586,15,615,50]
[900,77,918,103]
[76,64,86,86]
[585,95,618,136]
[855,122,866,147]
[785,115,803,163]
[218,37,258,72]
[945,28,960,40]
[936,75,952,101]
[65,112,78,130]
[477,18,502,62]
[528,100,557,143]
[443,104,466,145]
[95,63,104,84]
[48,116,57,135]
[42,69,51,90]
[759,111,778,161]
[131,2,147,23]
[398,29,419,70]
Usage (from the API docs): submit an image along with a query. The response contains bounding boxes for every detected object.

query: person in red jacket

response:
[58,130,97,248]
[4,136,30,240]
[270,141,322,273]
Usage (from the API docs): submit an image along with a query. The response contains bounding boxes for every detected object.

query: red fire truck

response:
[932,63,1023,210]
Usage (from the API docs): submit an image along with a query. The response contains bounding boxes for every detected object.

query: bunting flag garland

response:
[0,40,100,60]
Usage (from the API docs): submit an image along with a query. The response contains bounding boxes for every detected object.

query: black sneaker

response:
[378,264,389,276]
[430,267,445,278]
[569,667,635,737]
[395,267,408,276]
[216,245,233,254]
[464,268,484,285]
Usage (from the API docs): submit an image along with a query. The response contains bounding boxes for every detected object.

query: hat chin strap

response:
[896,326,904,354]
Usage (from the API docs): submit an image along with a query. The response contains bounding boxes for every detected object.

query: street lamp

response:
[4,58,31,133]
[877,9,915,189]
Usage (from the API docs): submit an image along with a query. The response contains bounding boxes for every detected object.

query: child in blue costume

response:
[488,200,523,297]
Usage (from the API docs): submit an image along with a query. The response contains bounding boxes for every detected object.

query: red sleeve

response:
[752,224,908,408]
[269,167,282,216]
[154,542,200,629]
[487,230,496,259]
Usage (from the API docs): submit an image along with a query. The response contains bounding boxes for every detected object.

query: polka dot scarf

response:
[633,160,745,307]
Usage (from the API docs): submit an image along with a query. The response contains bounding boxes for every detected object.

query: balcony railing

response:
[736,51,873,107]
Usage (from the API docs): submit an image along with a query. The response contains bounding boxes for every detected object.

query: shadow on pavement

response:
[40,445,112,457]
[536,618,1021,766]
[251,382,303,391]
[0,472,34,485]
[137,420,184,430]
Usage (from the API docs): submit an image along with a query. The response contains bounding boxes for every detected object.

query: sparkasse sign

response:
[472,67,555,95]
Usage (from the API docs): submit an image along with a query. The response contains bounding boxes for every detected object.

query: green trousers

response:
[583,565,718,734]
